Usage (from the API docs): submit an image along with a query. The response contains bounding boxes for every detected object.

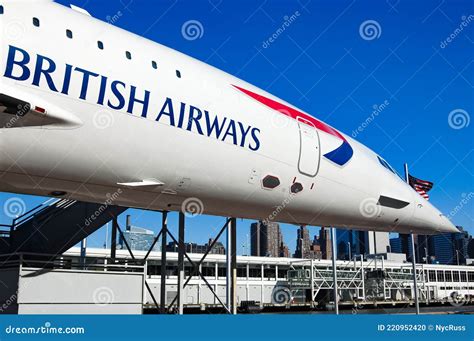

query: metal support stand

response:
[404,162,420,315]
[226,219,231,311]
[411,233,420,314]
[230,218,237,315]
[80,238,87,269]
[330,227,339,315]
[167,218,232,314]
[177,212,185,315]
[111,217,118,261]
[160,211,168,314]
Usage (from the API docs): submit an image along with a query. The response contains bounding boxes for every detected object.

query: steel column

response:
[404,163,420,315]
[80,238,87,269]
[226,218,231,311]
[177,212,185,315]
[411,233,420,314]
[230,217,237,314]
[331,227,339,315]
[160,211,168,314]
[111,217,118,261]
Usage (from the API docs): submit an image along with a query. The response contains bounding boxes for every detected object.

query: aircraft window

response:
[377,156,396,174]
[176,70,181,78]
[126,51,132,60]
[97,41,104,50]
[152,61,158,69]
[0,6,4,14]
[33,17,40,27]
[66,29,73,39]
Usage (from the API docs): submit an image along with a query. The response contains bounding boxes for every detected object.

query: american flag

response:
[409,174,433,200]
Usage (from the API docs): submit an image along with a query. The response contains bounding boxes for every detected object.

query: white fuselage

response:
[0,0,457,234]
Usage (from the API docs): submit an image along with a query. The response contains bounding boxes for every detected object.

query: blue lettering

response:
[61,64,73,95]
[107,80,126,110]
[187,106,204,135]
[156,97,175,126]
[75,67,99,100]
[204,111,227,139]
[32,54,59,92]
[238,122,251,147]
[128,86,151,118]
[249,128,261,151]
[97,76,108,105]
[4,45,31,81]
[222,120,237,146]
[177,102,186,128]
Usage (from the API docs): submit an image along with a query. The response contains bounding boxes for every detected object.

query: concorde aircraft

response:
[0,0,458,235]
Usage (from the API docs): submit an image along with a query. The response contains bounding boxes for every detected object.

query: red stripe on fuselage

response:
[232,85,347,143]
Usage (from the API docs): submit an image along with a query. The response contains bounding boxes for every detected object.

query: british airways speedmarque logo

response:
[233,85,354,166]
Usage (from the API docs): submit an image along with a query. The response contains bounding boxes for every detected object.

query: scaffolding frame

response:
[108,211,238,314]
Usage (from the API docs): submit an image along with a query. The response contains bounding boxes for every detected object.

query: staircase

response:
[3,198,127,255]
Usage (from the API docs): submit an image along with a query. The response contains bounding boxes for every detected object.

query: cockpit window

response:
[377,156,396,174]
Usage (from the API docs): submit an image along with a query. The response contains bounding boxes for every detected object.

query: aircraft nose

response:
[438,213,459,233]
[412,193,459,234]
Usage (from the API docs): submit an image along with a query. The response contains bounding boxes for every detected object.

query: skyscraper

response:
[335,229,367,260]
[390,227,470,265]
[119,226,156,252]
[250,221,287,257]
[294,226,312,258]
[318,227,332,260]
[118,215,156,252]
[430,226,469,265]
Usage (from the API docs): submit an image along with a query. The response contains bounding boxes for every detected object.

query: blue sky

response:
[1,0,473,254]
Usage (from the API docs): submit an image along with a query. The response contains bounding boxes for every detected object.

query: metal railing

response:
[0,252,144,273]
